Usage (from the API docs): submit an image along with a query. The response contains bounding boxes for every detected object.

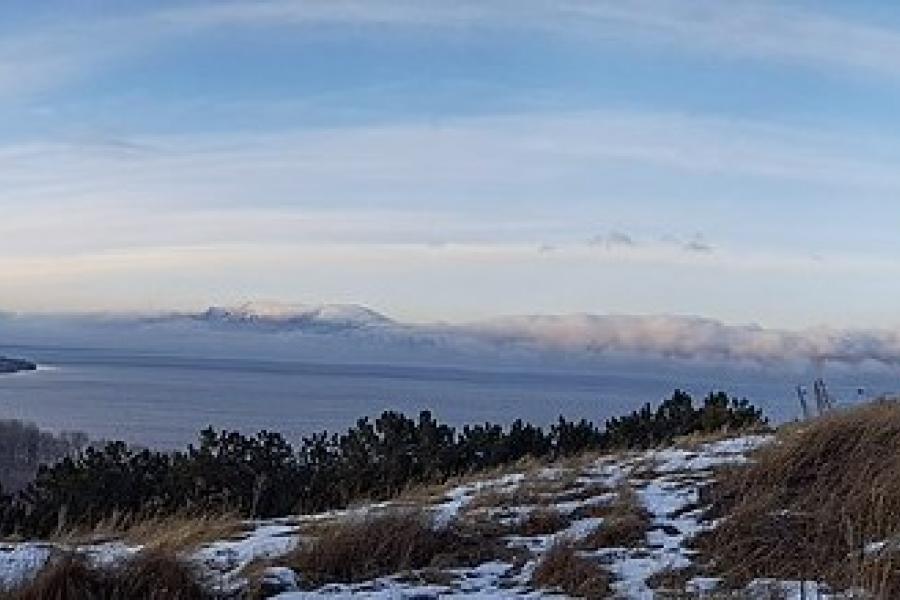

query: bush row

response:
[0,390,765,537]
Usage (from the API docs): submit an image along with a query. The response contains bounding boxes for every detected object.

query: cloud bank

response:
[471,314,900,369]
[4,305,900,374]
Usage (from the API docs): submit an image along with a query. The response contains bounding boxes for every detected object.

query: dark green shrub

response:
[0,391,765,537]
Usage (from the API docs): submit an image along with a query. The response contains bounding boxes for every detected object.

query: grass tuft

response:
[530,539,612,599]
[514,507,570,536]
[7,554,112,600]
[284,508,516,588]
[54,512,244,555]
[114,550,209,600]
[3,549,211,600]
[580,485,651,550]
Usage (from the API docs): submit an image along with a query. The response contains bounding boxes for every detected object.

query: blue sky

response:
[3,0,900,328]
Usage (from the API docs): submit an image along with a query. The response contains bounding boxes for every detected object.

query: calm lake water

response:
[0,345,894,448]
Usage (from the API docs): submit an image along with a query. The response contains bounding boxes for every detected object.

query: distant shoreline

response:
[0,357,37,374]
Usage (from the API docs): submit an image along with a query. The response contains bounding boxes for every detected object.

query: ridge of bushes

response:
[0,390,765,537]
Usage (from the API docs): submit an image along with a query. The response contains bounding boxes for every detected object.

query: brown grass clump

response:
[514,507,570,536]
[466,486,547,512]
[5,550,211,600]
[553,482,613,504]
[397,454,552,507]
[285,510,439,586]
[55,512,244,554]
[113,550,210,599]
[8,554,113,600]
[696,400,900,597]
[465,474,581,514]
[581,485,651,549]
[125,515,244,554]
[530,539,612,599]
[645,565,700,596]
[674,424,771,450]
[284,508,514,588]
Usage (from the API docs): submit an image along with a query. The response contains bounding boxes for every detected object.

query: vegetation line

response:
[0,390,766,538]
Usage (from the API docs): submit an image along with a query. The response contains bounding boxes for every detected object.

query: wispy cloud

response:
[4,110,900,214]
[1,109,898,264]
[681,235,715,254]
[165,0,900,80]
[587,231,717,255]
[5,1,900,102]
[588,231,637,249]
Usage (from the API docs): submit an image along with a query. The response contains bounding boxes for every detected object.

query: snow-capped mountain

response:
[195,301,393,332]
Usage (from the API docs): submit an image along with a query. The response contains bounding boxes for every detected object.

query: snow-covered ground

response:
[3,433,838,599]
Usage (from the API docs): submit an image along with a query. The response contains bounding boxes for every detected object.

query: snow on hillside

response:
[0,433,837,599]
[197,302,393,331]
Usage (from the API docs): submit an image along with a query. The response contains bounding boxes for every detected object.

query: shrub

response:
[604,390,767,449]
[0,391,766,538]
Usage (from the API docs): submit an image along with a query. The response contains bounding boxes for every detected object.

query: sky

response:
[3,0,900,328]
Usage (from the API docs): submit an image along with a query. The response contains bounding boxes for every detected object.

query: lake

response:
[0,345,894,448]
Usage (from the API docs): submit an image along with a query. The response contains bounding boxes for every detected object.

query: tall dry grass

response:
[530,539,611,599]
[697,400,900,597]
[2,550,210,600]
[514,507,570,536]
[54,512,244,554]
[283,508,515,588]
[580,485,651,550]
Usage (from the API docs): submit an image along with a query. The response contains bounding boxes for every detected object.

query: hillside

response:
[0,432,773,598]
[6,400,900,598]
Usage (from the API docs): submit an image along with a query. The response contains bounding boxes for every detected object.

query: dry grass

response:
[111,550,210,599]
[4,554,111,600]
[553,482,613,504]
[123,514,244,553]
[530,539,612,599]
[696,400,900,597]
[465,486,548,512]
[283,508,517,588]
[54,512,244,554]
[514,507,570,536]
[646,565,700,596]
[3,550,211,600]
[396,454,553,505]
[673,424,771,450]
[580,485,652,550]
[572,501,614,521]
[553,448,611,473]
[465,473,581,515]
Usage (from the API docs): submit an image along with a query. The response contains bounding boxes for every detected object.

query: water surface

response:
[0,345,891,448]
